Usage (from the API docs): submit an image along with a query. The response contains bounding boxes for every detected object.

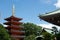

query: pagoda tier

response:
[4,21,22,25]
[4,16,25,40]
[5,16,22,21]
[5,25,24,30]
[10,29,25,35]
[11,35,25,40]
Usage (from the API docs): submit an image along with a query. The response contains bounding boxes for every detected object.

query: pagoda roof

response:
[39,9,60,26]
[4,21,22,25]
[6,25,24,30]
[5,16,22,21]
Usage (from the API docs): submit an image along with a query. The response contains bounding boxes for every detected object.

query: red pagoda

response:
[4,5,25,40]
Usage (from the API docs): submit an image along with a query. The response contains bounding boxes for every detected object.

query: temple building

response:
[39,9,60,26]
[38,9,60,40]
[4,5,25,40]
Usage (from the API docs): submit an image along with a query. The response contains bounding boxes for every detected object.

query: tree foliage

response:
[24,34,36,40]
[23,22,60,40]
[23,22,42,36]
[22,22,42,40]
[42,32,52,40]
[0,24,11,40]
[56,32,60,40]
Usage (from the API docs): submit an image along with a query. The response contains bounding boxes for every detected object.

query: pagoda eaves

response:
[5,16,22,21]
[4,21,22,25]
[5,25,24,30]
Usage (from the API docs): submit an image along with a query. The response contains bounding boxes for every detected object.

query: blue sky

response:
[0,0,60,28]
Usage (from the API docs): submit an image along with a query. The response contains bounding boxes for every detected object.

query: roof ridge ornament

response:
[12,4,15,16]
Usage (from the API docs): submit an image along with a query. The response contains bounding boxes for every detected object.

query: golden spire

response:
[12,4,15,16]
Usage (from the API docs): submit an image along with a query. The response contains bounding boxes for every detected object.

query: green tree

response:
[41,29,52,40]
[24,34,36,40]
[56,32,60,40]
[23,22,42,40]
[0,24,11,40]
[23,22,42,36]
[43,32,52,40]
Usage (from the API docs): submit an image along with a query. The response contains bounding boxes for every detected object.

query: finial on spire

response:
[12,4,15,16]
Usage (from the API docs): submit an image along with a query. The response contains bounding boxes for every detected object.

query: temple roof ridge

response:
[39,9,60,17]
